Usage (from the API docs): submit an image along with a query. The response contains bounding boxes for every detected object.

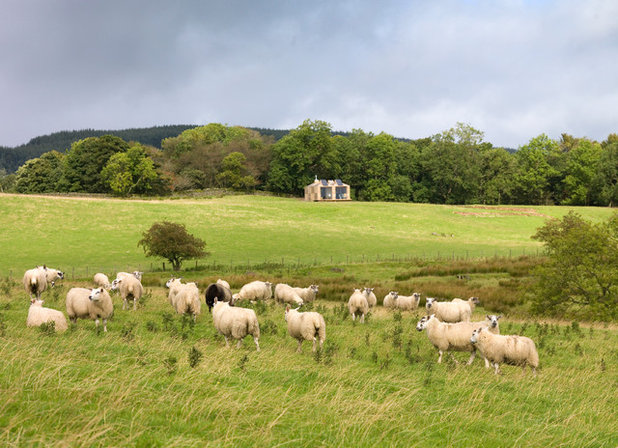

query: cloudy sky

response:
[1,0,617,148]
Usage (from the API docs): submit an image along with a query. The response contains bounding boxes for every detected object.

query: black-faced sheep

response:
[27,299,68,332]
[65,287,114,332]
[425,297,471,323]
[284,305,326,352]
[470,327,539,375]
[212,299,260,351]
[348,289,369,323]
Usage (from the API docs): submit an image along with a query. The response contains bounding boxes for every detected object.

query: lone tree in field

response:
[138,221,208,271]
[532,211,618,320]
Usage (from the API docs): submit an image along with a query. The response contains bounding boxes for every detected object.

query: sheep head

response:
[486,315,501,328]
[89,287,105,301]
[425,297,435,309]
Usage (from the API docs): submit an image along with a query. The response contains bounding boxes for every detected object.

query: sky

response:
[1,0,617,148]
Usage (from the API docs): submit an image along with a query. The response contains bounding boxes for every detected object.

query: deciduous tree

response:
[138,221,208,271]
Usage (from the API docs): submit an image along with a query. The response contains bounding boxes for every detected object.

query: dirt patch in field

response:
[454,206,552,218]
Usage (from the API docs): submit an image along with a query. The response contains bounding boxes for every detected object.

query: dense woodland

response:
[1,120,617,206]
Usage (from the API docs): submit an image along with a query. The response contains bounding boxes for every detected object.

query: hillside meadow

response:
[1,193,616,276]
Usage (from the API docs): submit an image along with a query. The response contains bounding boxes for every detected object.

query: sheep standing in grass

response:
[471,327,539,375]
[348,289,369,323]
[23,265,64,300]
[233,281,273,302]
[425,297,471,323]
[111,275,144,310]
[417,314,501,365]
[292,285,319,303]
[116,271,143,281]
[284,305,326,352]
[205,281,232,312]
[383,291,398,309]
[93,273,111,289]
[363,288,377,308]
[452,297,479,313]
[216,279,231,290]
[396,292,421,311]
[274,283,304,306]
[65,287,113,332]
[171,281,201,322]
[27,299,68,332]
[212,299,260,351]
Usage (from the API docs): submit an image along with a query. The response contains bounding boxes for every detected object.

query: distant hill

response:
[0,125,294,173]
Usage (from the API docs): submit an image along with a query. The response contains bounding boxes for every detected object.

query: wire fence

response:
[1,247,543,280]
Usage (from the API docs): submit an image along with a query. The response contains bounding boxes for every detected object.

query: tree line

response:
[1,119,617,206]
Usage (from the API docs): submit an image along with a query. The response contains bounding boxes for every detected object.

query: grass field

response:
[1,193,616,276]
[1,194,617,447]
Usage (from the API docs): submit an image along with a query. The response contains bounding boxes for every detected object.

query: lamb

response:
[23,265,64,300]
[65,287,114,332]
[205,281,233,312]
[363,287,377,308]
[348,289,369,323]
[232,281,273,302]
[395,292,421,311]
[470,327,539,375]
[111,275,144,310]
[212,299,260,351]
[274,283,304,306]
[425,297,471,323]
[383,291,398,309]
[417,314,501,365]
[170,281,201,321]
[26,299,68,332]
[93,273,111,289]
[292,284,319,303]
[452,297,479,313]
[284,305,326,352]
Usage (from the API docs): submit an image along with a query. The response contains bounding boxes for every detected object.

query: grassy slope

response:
[0,193,615,275]
[0,282,616,448]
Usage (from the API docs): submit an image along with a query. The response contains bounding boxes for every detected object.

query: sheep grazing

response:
[65,287,114,332]
[168,279,201,322]
[111,275,144,310]
[22,265,64,300]
[233,281,273,302]
[452,297,479,313]
[93,273,111,289]
[274,283,304,306]
[212,299,260,351]
[471,327,539,375]
[396,292,421,311]
[205,281,233,312]
[27,299,68,332]
[425,297,471,323]
[363,287,377,308]
[292,284,319,303]
[348,289,369,323]
[284,305,326,352]
[383,291,398,309]
[417,314,502,365]
[216,279,231,290]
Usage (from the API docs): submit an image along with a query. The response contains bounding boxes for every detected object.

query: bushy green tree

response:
[215,152,256,190]
[14,150,64,193]
[138,221,208,271]
[561,138,602,205]
[532,212,618,320]
[594,134,618,206]
[513,134,559,204]
[101,144,159,196]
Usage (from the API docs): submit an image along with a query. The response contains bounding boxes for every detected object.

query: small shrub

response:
[39,321,56,336]
[188,346,203,368]
[238,354,249,371]
[121,321,137,342]
[380,353,391,370]
[573,342,583,356]
[571,321,581,335]
[1,277,13,296]
[371,351,379,364]
[261,319,278,335]
[365,332,370,346]
[138,290,152,309]
[313,347,323,364]
[164,356,178,375]
[393,310,402,322]
[145,320,160,332]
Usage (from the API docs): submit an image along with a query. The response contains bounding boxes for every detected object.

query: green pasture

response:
[1,193,615,276]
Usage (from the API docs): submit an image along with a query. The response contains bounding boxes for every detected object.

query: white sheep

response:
[233,280,273,302]
[470,326,539,375]
[111,275,144,310]
[425,297,471,323]
[363,287,377,308]
[212,299,260,351]
[274,283,304,306]
[216,279,231,290]
[383,291,398,309]
[292,284,319,303]
[116,271,143,281]
[348,289,369,323]
[452,297,479,313]
[395,292,421,311]
[26,299,68,332]
[23,265,64,300]
[165,278,201,321]
[65,287,114,332]
[284,305,326,352]
[417,314,501,365]
[93,273,111,289]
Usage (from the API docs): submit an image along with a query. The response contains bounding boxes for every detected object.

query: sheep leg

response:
[122,298,127,310]
[193,313,197,323]
[437,350,443,363]
[224,336,230,348]
[483,356,490,369]
[449,352,460,364]
[236,339,243,349]
[466,350,476,365]
[103,319,107,333]
[253,336,260,351]
[351,312,356,321]
[493,362,501,375]
[133,299,137,311]
[95,318,99,330]
[297,340,303,353]
[360,313,365,324]
[311,338,317,352]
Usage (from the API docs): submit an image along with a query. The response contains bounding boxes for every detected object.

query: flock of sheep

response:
[22,265,539,375]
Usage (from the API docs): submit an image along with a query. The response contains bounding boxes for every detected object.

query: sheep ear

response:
[497,315,502,320]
